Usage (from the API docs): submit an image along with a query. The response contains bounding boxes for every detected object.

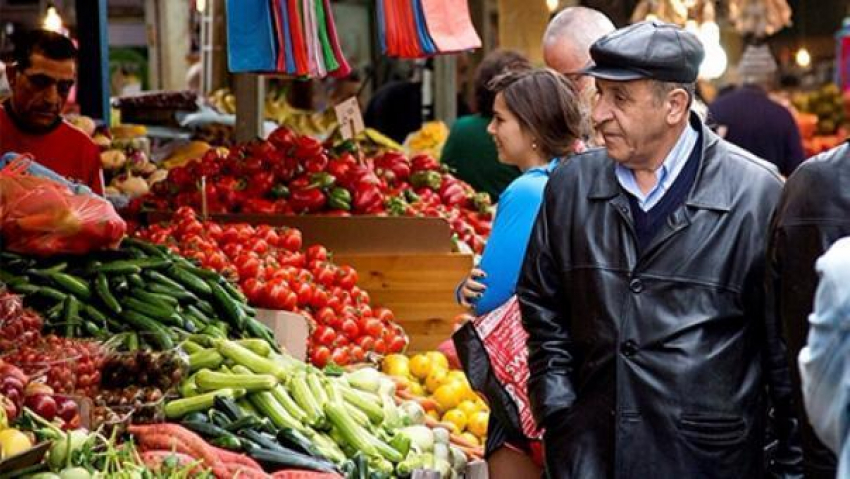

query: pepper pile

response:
[131,127,492,253]
[135,208,408,366]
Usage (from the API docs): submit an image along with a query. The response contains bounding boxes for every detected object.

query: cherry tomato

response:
[313,326,336,347]
[341,319,359,340]
[337,265,358,290]
[282,229,303,252]
[331,347,350,366]
[310,288,329,310]
[315,307,336,325]
[373,338,387,355]
[388,335,407,353]
[357,336,375,352]
[350,346,365,363]
[362,318,383,338]
[310,346,331,368]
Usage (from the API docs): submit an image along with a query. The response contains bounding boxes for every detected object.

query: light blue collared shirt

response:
[799,236,850,479]
[615,123,699,211]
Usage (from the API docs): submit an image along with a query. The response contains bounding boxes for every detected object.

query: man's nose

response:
[591,98,611,127]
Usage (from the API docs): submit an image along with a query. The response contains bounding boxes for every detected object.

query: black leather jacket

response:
[766,140,850,479]
[517,116,802,478]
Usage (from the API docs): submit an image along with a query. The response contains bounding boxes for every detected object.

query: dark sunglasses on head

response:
[22,72,74,96]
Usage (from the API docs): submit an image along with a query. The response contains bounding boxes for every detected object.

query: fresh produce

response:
[100,348,187,391]
[792,83,849,157]
[131,126,492,254]
[2,335,104,397]
[383,352,489,447]
[0,287,44,351]
[168,339,475,478]
[0,427,32,458]
[134,208,408,365]
[403,121,449,160]
[0,240,278,351]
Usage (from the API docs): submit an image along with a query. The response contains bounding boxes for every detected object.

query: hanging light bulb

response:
[42,5,63,33]
[795,47,811,68]
[699,20,721,45]
[196,0,207,13]
[546,0,559,13]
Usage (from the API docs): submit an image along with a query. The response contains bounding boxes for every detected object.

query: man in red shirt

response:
[1,29,103,194]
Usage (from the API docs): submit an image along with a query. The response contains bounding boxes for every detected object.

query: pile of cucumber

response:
[0,238,277,350]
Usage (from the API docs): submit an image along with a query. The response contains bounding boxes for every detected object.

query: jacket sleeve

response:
[763,196,805,478]
[516,184,576,428]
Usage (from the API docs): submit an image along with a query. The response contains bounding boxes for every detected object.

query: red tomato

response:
[306,245,329,263]
[388,335,407,353]
[241,278,264,303]
[362,318,383,338]
[374,307,395,323]
[314,264,337,288]
[358,304,373,318]
[331,347,349,366]
[279,252,307,268]
[282,228,303,252]
[356,335,375,352]
[237,256,261,280]
[350,346,365,363]
[222,242,243,259]
[293,282,314,308]
[222,226,240,244]
[310,288,329,310]
[315,307,335,325]
[335,336,350,347]
[337,265,358,290]
[313,326,336,347]
[326,297,344,315]
[341,319,359,340]
[373,339,387,355]
[251,239,269,255]
[310,346,331,368]
[265,283,298,311]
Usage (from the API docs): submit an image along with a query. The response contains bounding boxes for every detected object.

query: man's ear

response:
[5,63,16,89]
[666,88,690,125]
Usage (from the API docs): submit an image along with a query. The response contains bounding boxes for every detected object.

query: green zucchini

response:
[121,310,174,350]
[167,267,212,296]
[97,260,143,275]
[48,272,91,299]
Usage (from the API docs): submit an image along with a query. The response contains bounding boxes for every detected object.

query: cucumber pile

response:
[0,238,277,350]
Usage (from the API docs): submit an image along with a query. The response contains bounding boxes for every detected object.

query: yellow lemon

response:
[468,411,489,438]
[443,409,468,433]
[447,370,469,385]
[409,354,432,380]
[457,399,480,418]
[382,354,410,378]
[426,409,441,421]
[433,381,464,411]
[0,429,32,459]
[426,351,450,371]
[425,368,449,394]
[460,432,480,446]
[408,380,426,397]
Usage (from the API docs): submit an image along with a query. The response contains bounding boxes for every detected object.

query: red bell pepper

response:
[410,154,440,173]
[243,156,265,175]
[294,136,324,159]
[289,184,328,213]
[241,198,277,214]
[352,184,384,213]
[304,153,329,174]
[246,171,276,197]
[439,177,469,207]
[375,151,411,184]
[268,126,297,150]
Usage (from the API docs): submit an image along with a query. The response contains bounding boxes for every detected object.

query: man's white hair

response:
[543,7,615,59]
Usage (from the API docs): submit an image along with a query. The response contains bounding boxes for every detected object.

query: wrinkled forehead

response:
[21,53,76,80]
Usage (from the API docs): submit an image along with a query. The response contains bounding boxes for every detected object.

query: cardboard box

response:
[255,309,310,360]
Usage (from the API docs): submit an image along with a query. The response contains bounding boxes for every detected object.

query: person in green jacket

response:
[442,50,531,202]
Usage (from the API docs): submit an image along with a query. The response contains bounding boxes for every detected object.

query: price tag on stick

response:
[334,97,365,140]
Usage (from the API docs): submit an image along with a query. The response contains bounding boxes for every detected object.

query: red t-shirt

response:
[0,105,104,195]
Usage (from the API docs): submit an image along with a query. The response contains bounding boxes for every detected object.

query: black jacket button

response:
[621,340,638,357]
[629,278,644,293]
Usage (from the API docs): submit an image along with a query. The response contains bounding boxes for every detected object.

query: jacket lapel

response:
[587,114,732,267]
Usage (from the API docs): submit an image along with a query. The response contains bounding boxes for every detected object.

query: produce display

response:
[133,126,492,254]
[792,83,850,157]
[0,240,278,350]
[134,208,409,365]
[403,121,449,160]
[2,335,105,396]
[166,337,478,478]
[100,134,169,201]
[382,353,488,447]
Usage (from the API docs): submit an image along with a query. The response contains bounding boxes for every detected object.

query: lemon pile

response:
[382,352,489,446]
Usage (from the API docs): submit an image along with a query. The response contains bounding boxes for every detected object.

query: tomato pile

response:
[129,127,493,253]
[135,207,408,366]
[2,335,106,396]
[0,288,43,351]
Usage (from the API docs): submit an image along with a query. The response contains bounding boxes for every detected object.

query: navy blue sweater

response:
[626,135,702,252]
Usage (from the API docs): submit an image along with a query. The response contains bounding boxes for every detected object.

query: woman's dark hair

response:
[474,50,531,116]
[489,68,586,160]
[13,30,77,71]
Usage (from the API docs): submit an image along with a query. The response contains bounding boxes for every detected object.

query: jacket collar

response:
[588,112,731,212]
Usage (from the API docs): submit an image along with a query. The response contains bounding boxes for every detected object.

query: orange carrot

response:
[211,446,264,471]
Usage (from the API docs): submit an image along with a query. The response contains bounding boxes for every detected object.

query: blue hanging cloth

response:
[226,0,277,72]
[412,0,437,55]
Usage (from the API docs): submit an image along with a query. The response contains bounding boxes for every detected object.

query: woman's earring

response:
[532,142,538,150]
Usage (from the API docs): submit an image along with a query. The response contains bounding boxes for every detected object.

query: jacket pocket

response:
[677,413,746,447]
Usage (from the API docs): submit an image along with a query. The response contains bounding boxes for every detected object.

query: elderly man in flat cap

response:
[517,21,803,478]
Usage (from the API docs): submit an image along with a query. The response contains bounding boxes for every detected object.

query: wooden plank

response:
[337,253,473,352]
